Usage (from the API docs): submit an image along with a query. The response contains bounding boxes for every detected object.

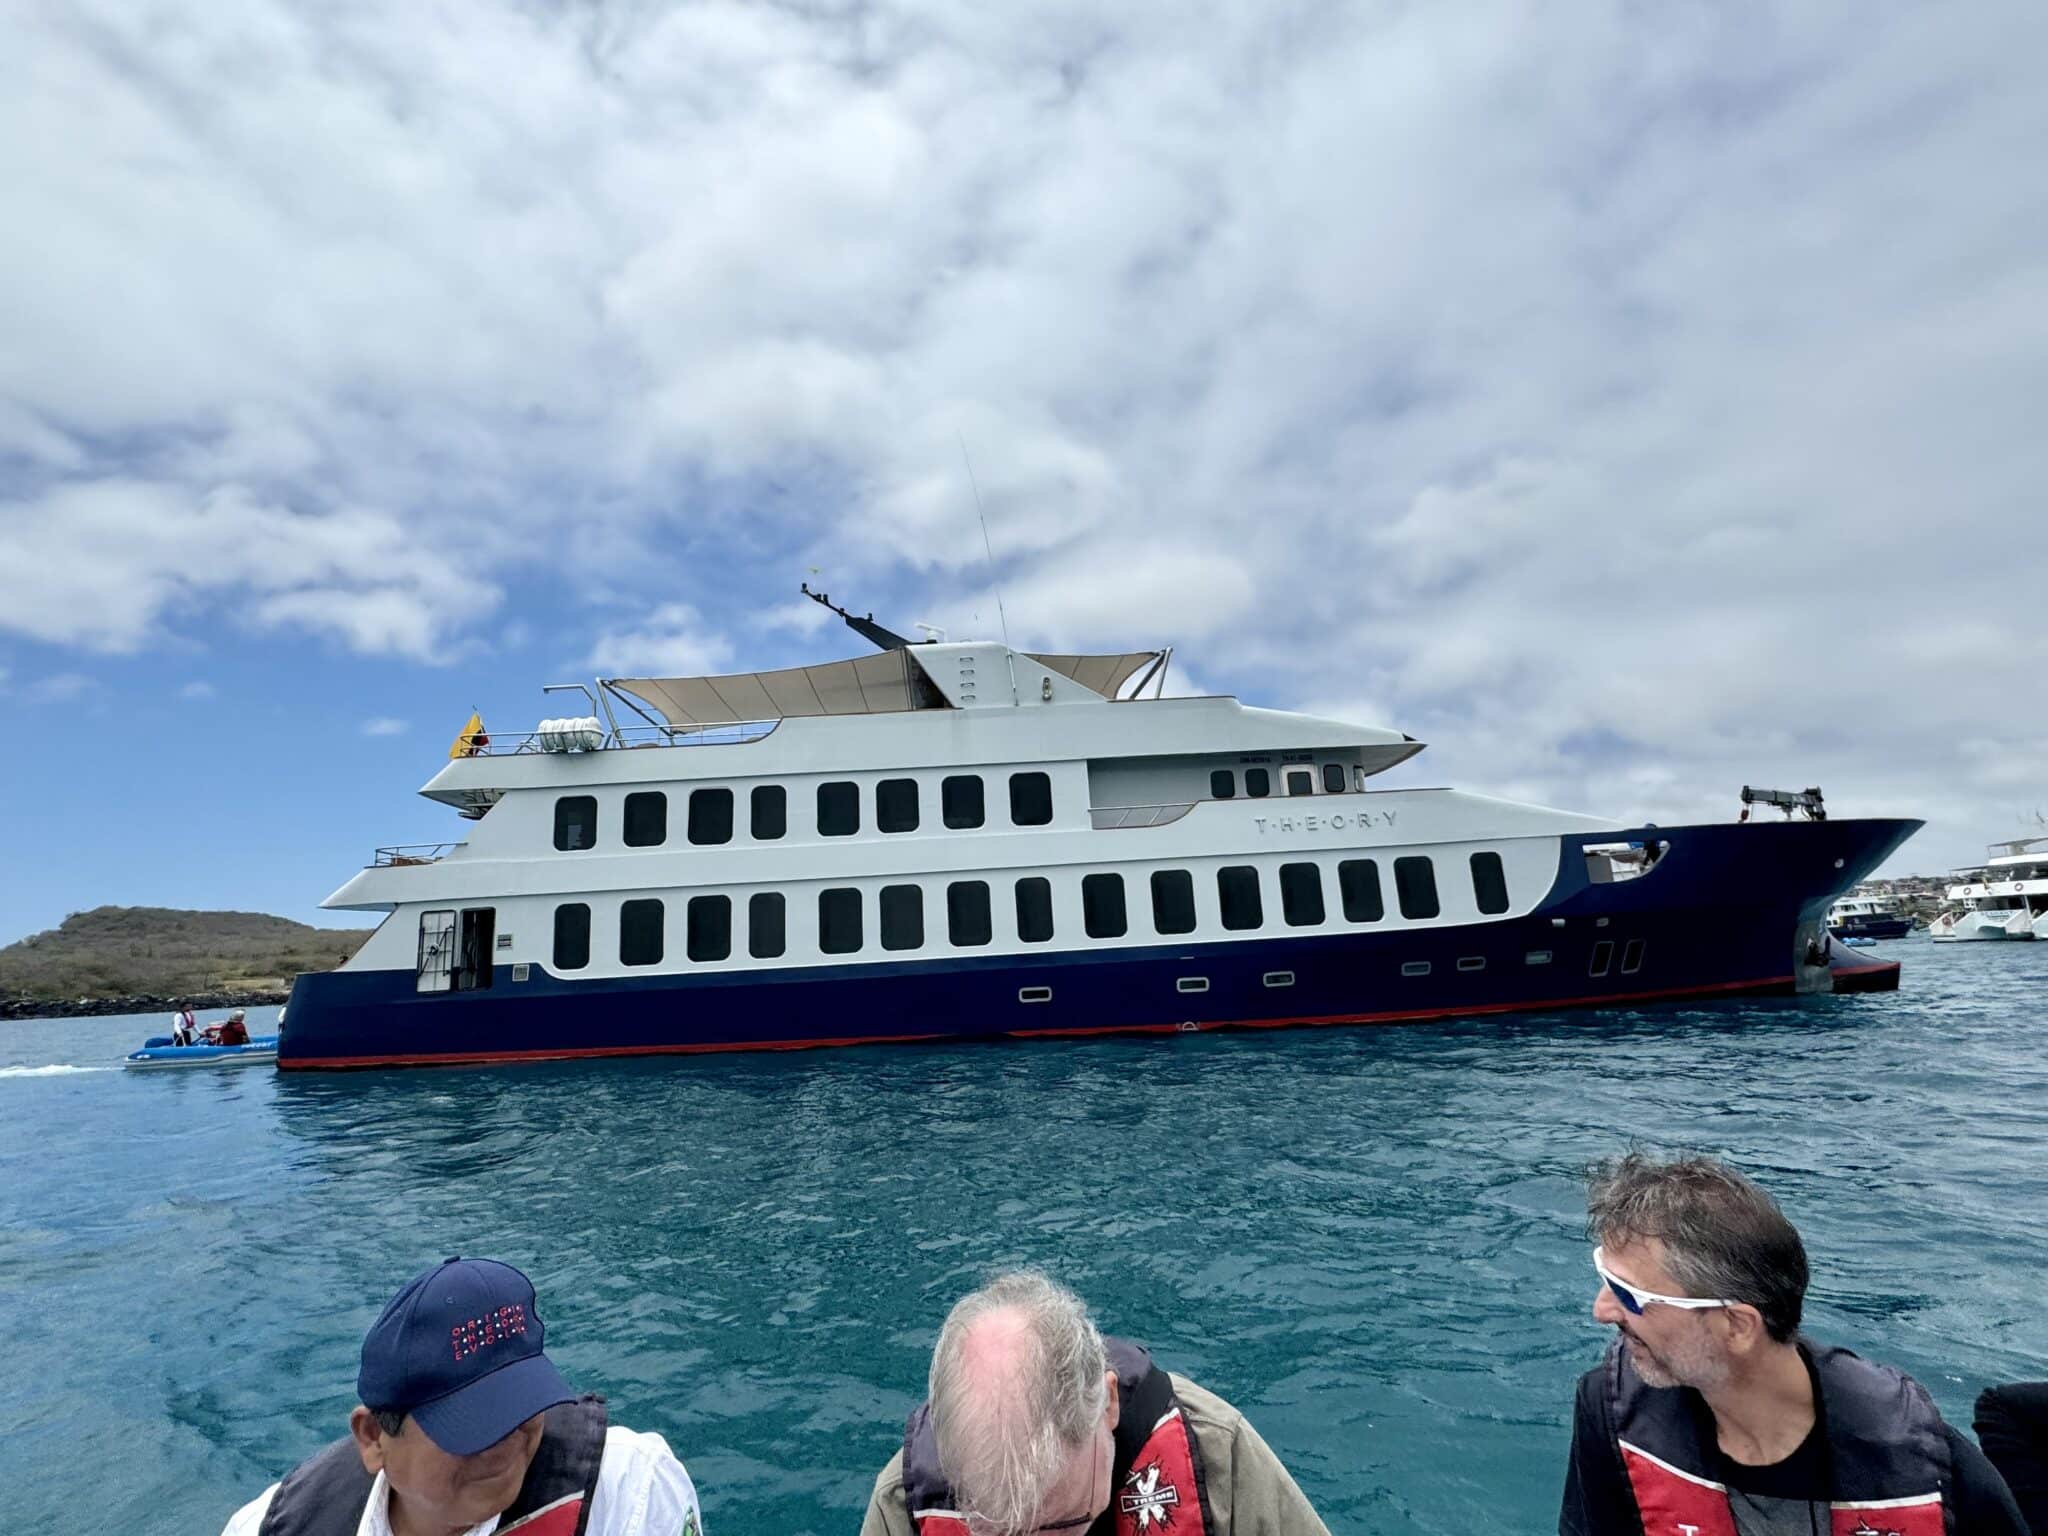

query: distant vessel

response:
[1826,890,1914,941]
[1929,837,2048,941]
[277,595,1921,1069]
[125,1035,280,1070]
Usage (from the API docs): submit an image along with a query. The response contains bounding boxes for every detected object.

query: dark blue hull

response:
[279,818,1918,1069]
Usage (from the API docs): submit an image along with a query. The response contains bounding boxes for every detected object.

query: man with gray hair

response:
[1561,1151,2024,1536]
[861,1270,1329,1536]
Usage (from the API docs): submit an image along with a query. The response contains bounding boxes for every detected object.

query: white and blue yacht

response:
[279,600,1919,1069]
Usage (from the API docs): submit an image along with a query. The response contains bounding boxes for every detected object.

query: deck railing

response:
[371,842,460,867]
[460,721,780,756]
[1090,803,1196,830]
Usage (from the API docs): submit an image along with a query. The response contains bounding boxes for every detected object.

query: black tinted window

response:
[876,778,920,834]
[553,795,597,851]
[1217,865,1264,930]
[748,892,786,959]
[1009,771,1053,826]
[1210,770,1235,800]
[1285,769,1314,797]
[1015,877,1054,943]
[686,895,731,961]
[947,881,992,947]
[1151,869,1196,934]
[1471,851,1510,915]
[623,792,667,847]
[1395,856,1440,919]
[1082,873,1127,938]
[751,785,787,841]
[688,787,733,846]
[1280,863,1325,926]
[552,903,590,970]
[818,888,862,953]
[942,775,985,829]
[880,884,924,951]
[1244,768,1271,799]
[619,898,663,966]
[1339,859,1384,922]
[1322,763,1346,794]
[818,781,860,837]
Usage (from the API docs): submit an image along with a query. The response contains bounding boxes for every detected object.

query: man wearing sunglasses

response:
[1560,1153,2025,1536]
[861,1270,1329,1536]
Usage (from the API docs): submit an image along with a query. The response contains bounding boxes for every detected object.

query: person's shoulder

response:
[861,1449,912,1536]
[219,1482,278,1536]
[1168,1372,1248,1434]
[869,1445,907,1502]
[591,1424,702,1535]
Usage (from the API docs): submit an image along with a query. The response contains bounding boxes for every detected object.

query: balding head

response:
[928,1272,1112,1536]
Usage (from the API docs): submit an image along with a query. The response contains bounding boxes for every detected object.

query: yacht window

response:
[686,895,731,962]
[1280,862,1326,927]
[1471,851,1510,915]
[623,792,667,848]
[1339,859,1385,923]
[454,907,495,991]
[877,778,921,834]
[942,775,986,830]
[1353,765,1367,792]
[1590,939,1614,977]
[1395,857,1439,920]
[1210,770,1236,800]
[1015,877,1055,943]
[619,899,664,966]
[819,888,863,954]
[688,787,734,846]
[1151,869,1197,934]
[880,884,924,951]
[552,903,590,971]
[417,910,455,993]
[1010,771,1054,827]
[1082,873,1127,938]
[1322,763,1346,794]
[751,785,787,841]
[1244,768,1271,799]
[1285,769,1314,797]
[749,892,786,959]
[948,881,993,947]
[818,781,860,837]
[553,795,597,852]
[1217,865,1264,930]
[1621,938,1645,975]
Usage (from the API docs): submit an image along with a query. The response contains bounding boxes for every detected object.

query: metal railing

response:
[1090,803,1196,830]
[458,720,781,757]
[371,842,460,867]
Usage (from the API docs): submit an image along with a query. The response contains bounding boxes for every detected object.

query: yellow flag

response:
[449,711,486,759]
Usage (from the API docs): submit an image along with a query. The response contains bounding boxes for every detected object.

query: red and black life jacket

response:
[1606,1338,1953,1536]
[257,1395,607,1536]
[900,1339,1216,1536]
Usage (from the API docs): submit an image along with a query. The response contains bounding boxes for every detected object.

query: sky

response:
[2,0,2045,946]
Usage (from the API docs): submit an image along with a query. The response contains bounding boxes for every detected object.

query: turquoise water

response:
[4,938,2046,1536]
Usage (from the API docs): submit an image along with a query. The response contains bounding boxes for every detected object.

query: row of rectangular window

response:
[1210,762,1357,800]
[548,852,1511,969]
[553,772,1054,852]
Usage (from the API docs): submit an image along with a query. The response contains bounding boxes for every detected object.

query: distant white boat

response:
[1929,837,2048,941]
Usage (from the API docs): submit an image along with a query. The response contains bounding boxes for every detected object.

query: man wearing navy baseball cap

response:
[221,1258,703,1536]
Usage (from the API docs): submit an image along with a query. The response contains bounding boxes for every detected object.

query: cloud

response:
[26,672,96,702]
[179,681,217,699]
[361,717,410,737]
[588,604,736,678]
[1,0,2044,868]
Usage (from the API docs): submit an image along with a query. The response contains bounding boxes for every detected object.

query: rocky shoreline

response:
[0,988,292,1022]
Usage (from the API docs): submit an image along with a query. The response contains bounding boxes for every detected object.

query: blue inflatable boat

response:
[124,1035,280,1070]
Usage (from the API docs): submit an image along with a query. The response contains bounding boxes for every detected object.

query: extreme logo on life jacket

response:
[1119,1462,1181,1531]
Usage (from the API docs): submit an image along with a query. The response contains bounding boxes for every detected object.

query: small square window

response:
[751,785,787,841]
[1210,769,1236,800]
[1470,851,1510,915]
[1015,877,1055,943]
[877,778,920,834]
[749,892,786,959]
[1321,763,1346,794]
[942,775,986,829]
[552,903,591,971]
[947,881,993,947]
[1279,863,1325,927]
[1339,859,1384,923]
[1244,768,1271,799]
[623,791,667,848]
[688,787,733,846]
[553,795,598,852]
[1082,873,1126,938]
[1010,771,1054,826]
[1217,866,1263,930]
[1401,960,1431,977]
[818,781,860,837]
[1394,856,1440,920]
[880,884,924,951]
[1150,869,1196,935]
[819,887,863,953]
[1590,940,1614,978]
[619,899,664,966]
[686,895,732,961]
[1285,769,1314,797]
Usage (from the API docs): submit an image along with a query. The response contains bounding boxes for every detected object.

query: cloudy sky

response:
[2,0,2044,945]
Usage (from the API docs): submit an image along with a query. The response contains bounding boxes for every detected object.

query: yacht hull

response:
[278,817,1917,1070]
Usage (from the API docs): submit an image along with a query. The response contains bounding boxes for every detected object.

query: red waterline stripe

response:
[278,965,1894,1070]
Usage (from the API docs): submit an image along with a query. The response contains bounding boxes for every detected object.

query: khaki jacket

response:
[859,1373,1330,1536]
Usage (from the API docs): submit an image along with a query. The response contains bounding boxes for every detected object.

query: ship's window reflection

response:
[943,775,986,829]
[1082,872,1127,937]
[1010,771,1054,826]
[1394,856,1439,920]
[553,795,597,852]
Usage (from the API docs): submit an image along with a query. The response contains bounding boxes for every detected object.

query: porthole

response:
[1018,986,1053,1004]
[1176,977,1210,994]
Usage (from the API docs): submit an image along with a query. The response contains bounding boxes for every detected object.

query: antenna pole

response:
[959,437,1011,650]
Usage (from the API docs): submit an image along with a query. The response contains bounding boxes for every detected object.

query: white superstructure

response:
[1929,837,2048,941]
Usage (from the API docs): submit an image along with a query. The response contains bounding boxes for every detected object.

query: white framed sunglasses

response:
[1593,1247,1736,1314]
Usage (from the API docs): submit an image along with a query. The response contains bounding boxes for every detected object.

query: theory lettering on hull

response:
[1252,812,1398,834]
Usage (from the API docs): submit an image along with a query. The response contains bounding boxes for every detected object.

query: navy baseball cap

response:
[357,1258,576,1456]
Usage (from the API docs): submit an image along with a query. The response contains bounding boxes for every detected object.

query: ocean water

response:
[4,938,2045,1536]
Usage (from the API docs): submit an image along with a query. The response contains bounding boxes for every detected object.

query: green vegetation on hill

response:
[0,906,374,1002]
